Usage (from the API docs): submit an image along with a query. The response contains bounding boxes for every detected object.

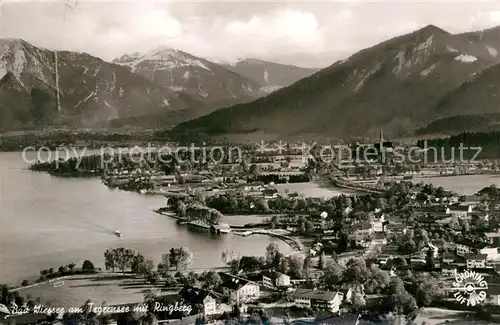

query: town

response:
[4,135,500,325]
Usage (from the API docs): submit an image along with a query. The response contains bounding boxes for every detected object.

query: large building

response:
[292,289,344,313]
[219,273,260,303]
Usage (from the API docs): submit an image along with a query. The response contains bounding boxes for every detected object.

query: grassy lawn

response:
[15,274,178,310]
[414,307,491,325]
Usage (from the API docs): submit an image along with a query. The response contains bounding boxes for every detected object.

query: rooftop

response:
[219,272,258,291]
[291,289,341,301]
[464,254,488,261]
[352,222,372,230]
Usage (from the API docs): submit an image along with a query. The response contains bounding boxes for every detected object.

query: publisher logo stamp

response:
[452,271,488,306]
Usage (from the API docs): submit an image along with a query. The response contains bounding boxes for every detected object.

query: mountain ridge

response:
[113,47,262,105]
[0,38,193,131]
[171,24,500,140]
[221,58,318,94]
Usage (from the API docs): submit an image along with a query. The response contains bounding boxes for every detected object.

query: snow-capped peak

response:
[0,38,31,84]
[114,47,211,72]
[455,54,477,63]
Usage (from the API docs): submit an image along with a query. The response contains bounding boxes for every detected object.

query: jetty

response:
[330,176,386,194]
[234,229,303,251]
[154,209,302,250]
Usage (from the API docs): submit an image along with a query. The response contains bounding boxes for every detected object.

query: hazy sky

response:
[2,0,500,68]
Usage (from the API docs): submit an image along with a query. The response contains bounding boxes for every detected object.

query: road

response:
[363,239,385,259]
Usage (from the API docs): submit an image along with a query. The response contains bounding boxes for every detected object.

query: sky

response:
[2,0,500,68]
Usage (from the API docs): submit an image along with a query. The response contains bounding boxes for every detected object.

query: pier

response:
[155,209,303,250]
[330,176,386,194]
[234,229,303,251]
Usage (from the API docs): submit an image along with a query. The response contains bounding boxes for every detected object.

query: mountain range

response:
[0,40,315,132]
[4,24,500,139]
[172,25,500,141]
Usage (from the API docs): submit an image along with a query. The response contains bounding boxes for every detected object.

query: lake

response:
[413,174,500,195]
[2,148,494,286]
[0,151,295,286]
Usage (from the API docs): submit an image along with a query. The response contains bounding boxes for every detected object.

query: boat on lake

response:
[114,230,122,237]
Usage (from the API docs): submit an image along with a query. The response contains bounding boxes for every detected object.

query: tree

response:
[414,228,429,249]
[104,249,117,272]
[241,159,250,173]
[270,216,278,229]
[177,247,193,270]
[398,234,417,255]
[351,291,366,312]
[255,198,270,212]
[140,312,158,325]
[343,258,371,284]
[228,259,240,275]
[321,261,343,288]
[115,248,136,272]
[302,256,312,278]
[318,252,325,270]
[202,271,222,289]
[425,248,435,271]
[337,231,350,253]
[376,198,386,210]
[144,289,157,304]
[158,253,170,276]
[249,164,259,176]
[177,201,187,218]
[265,243,281,267]
[82,260,96,274]
[393,257,408,270]
[289,255,304,278]
[221,249,235,265]
[132,254,154,275]
[413,276,445,307]
[194,191,206,205]
[131,253,146,274]
[169,248,180,270]
[365,265,390,294]
[277,257,290,275]
[460,218,471,233]
[386,278,418,317]
[146,271,160,285]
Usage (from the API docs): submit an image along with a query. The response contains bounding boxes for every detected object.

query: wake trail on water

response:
[57,217,116,235]
[82,220,116,235]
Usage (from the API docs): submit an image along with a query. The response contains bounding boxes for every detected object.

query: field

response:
[414,307,493,325]
[14,274,177,310]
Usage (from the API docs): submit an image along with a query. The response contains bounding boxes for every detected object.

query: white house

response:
[457,243,472,257]
[441,264,457,276]
[455,240,487,257]
[262,272,291,288]
[350,222,373,247]
[372,213,386,232]
[220,274,260,303]
[384,223,408,235]
[485,232,500,245]
[479,247,500,261]
[465,254,488,269]
[202,294,217,316]
[291,289,343,313]
[178,286,219,316]
[449,205,472,218]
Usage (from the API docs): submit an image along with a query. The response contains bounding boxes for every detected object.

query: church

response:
[373,129,393,151]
